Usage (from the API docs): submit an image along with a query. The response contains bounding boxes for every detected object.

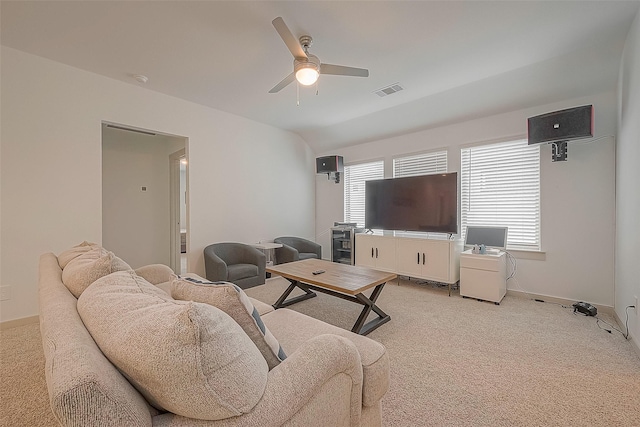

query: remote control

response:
[312,270,325,275]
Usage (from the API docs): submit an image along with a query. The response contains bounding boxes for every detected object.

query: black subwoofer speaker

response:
[316,155,344,174]
[528,105,593,145]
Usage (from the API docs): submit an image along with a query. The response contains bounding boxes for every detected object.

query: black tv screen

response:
[365,173,458,234]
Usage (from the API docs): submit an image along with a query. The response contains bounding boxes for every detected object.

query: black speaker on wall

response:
[316,155,344,183]
[316,155,344,174]
[527,105,593,162]
[528,105,593,145]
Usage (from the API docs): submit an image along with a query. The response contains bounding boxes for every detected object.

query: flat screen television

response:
[365,172,458,234]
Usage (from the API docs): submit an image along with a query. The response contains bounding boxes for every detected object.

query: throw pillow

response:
[77,270,268,421]
[57,241,100,269]
[171,275,287,370]
[62,247,131,298]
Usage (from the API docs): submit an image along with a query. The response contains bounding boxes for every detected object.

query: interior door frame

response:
[169,148,186,273]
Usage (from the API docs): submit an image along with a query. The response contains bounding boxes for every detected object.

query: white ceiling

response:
[2,1,639,153]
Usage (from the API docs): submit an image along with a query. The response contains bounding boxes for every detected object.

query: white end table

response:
[251,243,283,275]
[459,249,507,304]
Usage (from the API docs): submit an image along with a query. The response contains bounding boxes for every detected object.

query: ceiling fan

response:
[269,17,369,93]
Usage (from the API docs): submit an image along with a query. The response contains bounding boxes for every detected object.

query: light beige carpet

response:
[0,322,56,426]
[1,276,639,426]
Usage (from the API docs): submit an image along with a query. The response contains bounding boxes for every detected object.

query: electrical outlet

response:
[0,286,11,301]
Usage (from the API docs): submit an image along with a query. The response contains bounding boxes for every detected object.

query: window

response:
[344,160,384,228]
[460,140,540,250]
[393,150,448,177]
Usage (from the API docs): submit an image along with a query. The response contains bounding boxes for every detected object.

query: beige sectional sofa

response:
[38,244,389,426]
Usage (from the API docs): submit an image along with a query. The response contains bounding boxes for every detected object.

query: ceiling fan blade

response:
[269,72,295,93]
[272,17,307,60]
[320,63,369,77]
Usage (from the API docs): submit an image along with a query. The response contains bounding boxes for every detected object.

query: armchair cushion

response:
[171,275,286,370]
[227,263,258,282]
[274,236,322,264]
[204,243,266,289]
[77,270,268,421]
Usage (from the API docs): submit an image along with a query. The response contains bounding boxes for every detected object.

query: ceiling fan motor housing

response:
[294,54,320,73]
[299,35,313,49]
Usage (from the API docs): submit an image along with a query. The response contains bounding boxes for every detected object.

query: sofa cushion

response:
[155,280,172,295]
[143,278,274,316]
[249,297,275,316]
[62,248,131,298]
[133,264,175,285]
[261,308,389,407]
[77,270,268,421]
[39,253,154,427]
[171,276,286,370]
[57,241,99,269]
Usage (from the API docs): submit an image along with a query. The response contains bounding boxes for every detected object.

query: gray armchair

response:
[274,236,322,265]
[203,243,266,289]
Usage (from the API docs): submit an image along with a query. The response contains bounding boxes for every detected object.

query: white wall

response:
[0,42,3,309]
[102,129,185,269]
[616,11,640,342]
[0,47,315,322]
[317,91,617,307]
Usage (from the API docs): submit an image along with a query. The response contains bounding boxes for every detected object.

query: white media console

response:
[355,233,463,294]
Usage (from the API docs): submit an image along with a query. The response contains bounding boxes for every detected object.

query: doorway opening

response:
[102,122,188,274]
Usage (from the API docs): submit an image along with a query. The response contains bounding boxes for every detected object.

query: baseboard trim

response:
[629,336,640,358]
[0,315,39,330]
[506,289,615,316]
[507,289,640,356]
[613,310,640,358]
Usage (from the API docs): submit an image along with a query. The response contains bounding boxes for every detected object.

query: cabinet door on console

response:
[355,234,377,269]
[374,237,397,272]
[355,234,396,272]
[421,240,451,282]
[396,238,451,282]
[396,238,423,277]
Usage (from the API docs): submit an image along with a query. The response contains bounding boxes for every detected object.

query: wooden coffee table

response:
[267,259,397,335]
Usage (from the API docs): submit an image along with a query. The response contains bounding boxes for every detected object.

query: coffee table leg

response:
[273,279,317,309]
[352,283,390,335]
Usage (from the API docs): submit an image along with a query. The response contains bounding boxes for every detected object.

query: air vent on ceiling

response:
[105,124,157,136]
[374,83,404,97]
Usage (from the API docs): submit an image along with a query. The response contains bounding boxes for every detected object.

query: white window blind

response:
[460,140,540,250]
[393,150,448,177]
[344,161,384,228]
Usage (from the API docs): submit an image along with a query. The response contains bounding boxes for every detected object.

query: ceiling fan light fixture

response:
[294,54,320,86]
[296,66,319,85]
